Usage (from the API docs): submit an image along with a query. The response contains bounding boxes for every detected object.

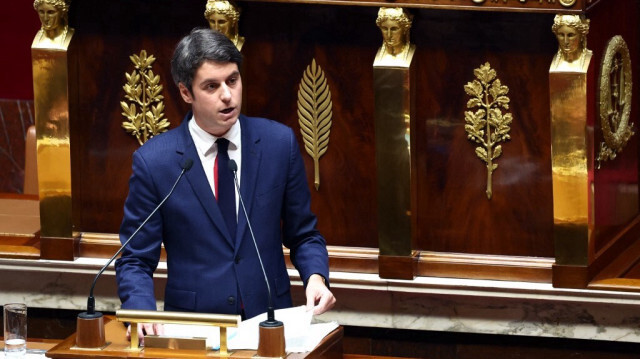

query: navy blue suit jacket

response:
[115,114,329,319]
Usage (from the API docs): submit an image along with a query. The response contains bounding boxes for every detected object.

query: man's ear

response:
[178,83,194,104]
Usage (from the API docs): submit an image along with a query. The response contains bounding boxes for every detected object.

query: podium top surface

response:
[46,316,343,358]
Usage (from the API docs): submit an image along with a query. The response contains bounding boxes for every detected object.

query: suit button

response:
[234,255,241,264]
[228,296,235,305]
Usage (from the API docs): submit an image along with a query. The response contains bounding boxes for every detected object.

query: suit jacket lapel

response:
[176,114,235,248]
[236,115,261,251]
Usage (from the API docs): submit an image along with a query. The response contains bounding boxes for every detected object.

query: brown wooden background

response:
[58,0,639,275]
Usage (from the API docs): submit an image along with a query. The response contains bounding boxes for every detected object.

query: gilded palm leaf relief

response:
[297,58,333,191]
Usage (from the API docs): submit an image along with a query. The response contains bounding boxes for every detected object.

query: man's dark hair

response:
[170,28,243,93]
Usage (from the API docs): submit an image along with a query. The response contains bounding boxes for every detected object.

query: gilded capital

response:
[374,7,415,67]
[204,0,244,51]
[550,15,591,72]
[32,0,74,49]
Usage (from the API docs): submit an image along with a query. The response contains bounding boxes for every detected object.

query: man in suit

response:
[115,28,335,341]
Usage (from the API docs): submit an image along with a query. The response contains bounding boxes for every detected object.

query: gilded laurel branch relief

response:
[596,36,634,168]
[121,50,170,146]
[297,59,333,191]
[464,63,513,200]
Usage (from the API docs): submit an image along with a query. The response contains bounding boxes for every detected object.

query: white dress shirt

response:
[188,115,242,215]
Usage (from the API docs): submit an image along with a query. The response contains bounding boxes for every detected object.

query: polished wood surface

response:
[0,99,35,193]
[587,0,640,259]
[0,193,40,259]
[233,0,595,13]
[551,0,640,288]
[0,338,59,354]
[46,316,343,358]
[0,0,635,287]
[67,1,561,255]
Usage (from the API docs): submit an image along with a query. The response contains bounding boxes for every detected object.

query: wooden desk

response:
[0,193,40,259]
[46,316,343,358]
[1,338,59,354]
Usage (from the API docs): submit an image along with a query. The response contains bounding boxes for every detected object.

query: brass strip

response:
[116,309,240,327]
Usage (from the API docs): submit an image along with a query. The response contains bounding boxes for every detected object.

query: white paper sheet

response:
[161,306,338,353]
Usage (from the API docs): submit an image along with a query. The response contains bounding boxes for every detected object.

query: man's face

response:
[179,61,242,137]
[380,19,403,51]
[37,3,61,31]
[208,13,232,38]
[556,25,580,58]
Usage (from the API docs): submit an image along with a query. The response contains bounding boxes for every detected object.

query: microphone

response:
[229,159,285,357]
[75,159,193,348]
[228,159,279,323]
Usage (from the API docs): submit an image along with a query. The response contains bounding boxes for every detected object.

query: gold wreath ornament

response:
[596,35,634,168]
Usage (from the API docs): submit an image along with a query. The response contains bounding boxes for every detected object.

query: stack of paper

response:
[162,306,338,353]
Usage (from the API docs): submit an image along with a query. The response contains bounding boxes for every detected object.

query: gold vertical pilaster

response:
[373,8,416,279]
[32,48,73,239]
[550,15,593,267]
[550,70,591,265]
[374,66,413,258]
[31,0,78,260]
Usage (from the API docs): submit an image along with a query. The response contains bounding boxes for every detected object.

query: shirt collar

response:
[189,115,241,155]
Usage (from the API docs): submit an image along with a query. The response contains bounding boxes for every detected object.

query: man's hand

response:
[305,274,336,315]
[126,323,164,346]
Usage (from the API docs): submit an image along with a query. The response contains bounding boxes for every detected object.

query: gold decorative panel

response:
[121,50,169,146]
[464,62,513,200]
[596,35,634,169]
[297,58,333,191]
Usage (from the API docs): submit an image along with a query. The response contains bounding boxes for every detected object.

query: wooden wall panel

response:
[63,0,638,264]
[0,100,34,194]
[588,0,640,257]
[69,0,194,233]
[239,2,380,247]
[68,1,381,248]
[413,10,556,256]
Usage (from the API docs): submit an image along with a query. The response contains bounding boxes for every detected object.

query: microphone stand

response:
[229,160,285,358]
[74,159,193,349]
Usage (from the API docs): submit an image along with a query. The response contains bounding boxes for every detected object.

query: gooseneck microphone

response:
[75,158,193,348]
[228,159,280,324]
[84,158,194,317]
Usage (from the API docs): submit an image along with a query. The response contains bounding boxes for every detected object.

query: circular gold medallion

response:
[559,0,577,7]
[596,36,634,167]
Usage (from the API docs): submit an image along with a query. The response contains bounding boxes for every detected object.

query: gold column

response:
[31,0,77,259]
[549,15,593,266]
[373,8,416,279]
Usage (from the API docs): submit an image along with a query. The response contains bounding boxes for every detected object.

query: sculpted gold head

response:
[551,15,590,64]
[33,0,71,47]
[204,0,243,49]
[376,7,413,57]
